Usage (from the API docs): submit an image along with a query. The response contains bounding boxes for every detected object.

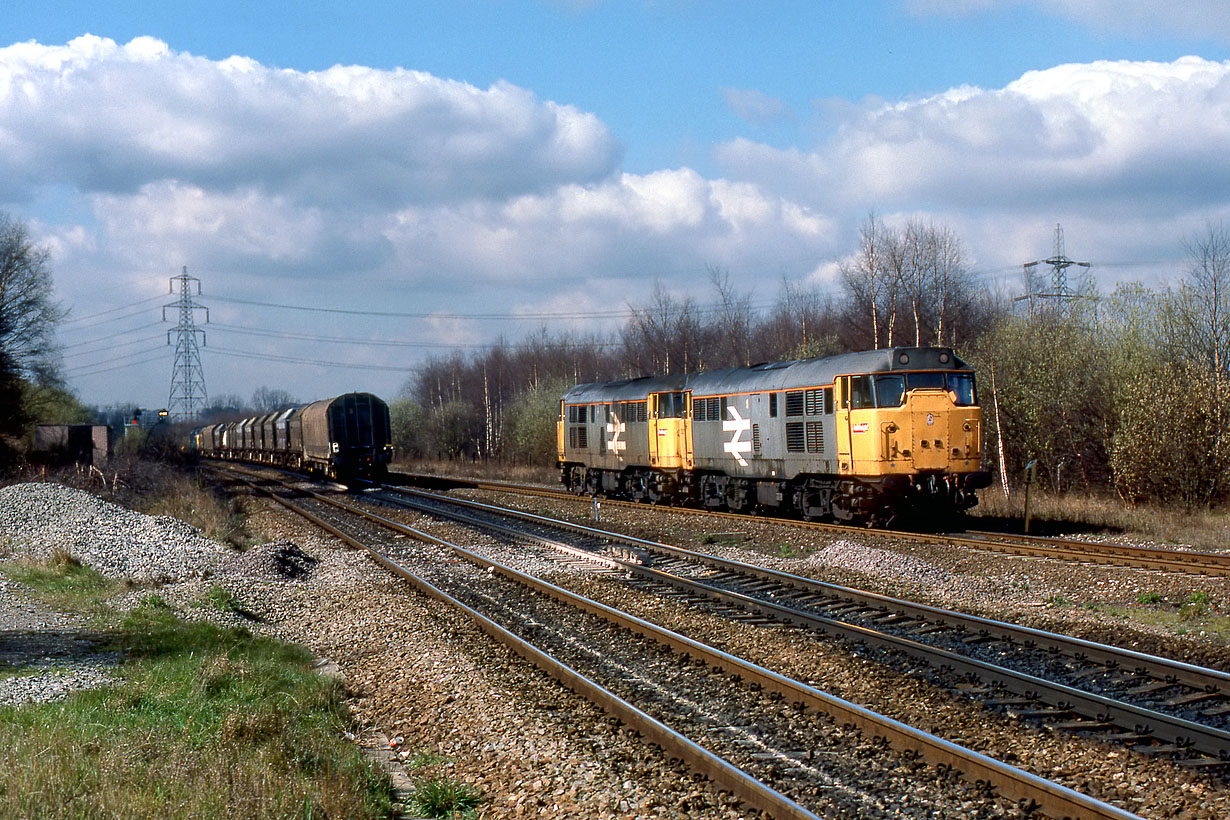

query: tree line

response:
[394,216,1230,509]
[2,208,1227,508]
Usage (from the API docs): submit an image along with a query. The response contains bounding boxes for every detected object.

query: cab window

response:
[874,375,905,408]
[656,392,687,418]
[947,373,977,406]
[907,372,946,391]
[849,376,875,410]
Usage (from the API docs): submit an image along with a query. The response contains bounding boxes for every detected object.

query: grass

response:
[0,559,395,820]
[195,584,247,614]
[0,549,121,616]
[396,456,557,486]
[1080,589,1230,640]
[407,776,485,819]
[404,749,448,770]
[971,485,1230,548]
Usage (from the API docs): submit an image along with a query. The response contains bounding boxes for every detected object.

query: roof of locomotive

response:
[561,347,971,403]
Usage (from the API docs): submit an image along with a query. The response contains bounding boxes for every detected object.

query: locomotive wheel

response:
[628,471,650,502]
[725,479,751,513]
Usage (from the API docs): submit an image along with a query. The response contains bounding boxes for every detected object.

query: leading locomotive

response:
[557,347,991,526]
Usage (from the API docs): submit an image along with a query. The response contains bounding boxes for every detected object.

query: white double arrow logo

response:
[723,407,752,466]
[606,413,626,454]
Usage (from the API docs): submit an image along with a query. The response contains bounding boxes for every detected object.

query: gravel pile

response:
[0,482,225,583]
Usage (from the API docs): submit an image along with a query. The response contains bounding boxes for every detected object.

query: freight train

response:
[189,392,393,481]
[557,347,991,526]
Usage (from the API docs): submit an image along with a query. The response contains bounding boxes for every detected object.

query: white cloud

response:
[717,57,1230,218]
[0,35,621,209]
[905,0,1230,41]
[382,169,837,291]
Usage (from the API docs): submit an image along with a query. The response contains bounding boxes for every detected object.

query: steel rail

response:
[222,471,823,820]
[960,529,1230,574]
[381,487,1230,761]
[393,471,1230,577]
[385,485,1230,697]
[250,475,1144,820]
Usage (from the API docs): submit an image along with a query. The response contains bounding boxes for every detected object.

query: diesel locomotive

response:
[189,392,393,481]
[557,347,991,525]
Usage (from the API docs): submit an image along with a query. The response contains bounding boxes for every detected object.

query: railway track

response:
[215,464,1145,820]
[390,471,1230,577]
[371,483,1230,772]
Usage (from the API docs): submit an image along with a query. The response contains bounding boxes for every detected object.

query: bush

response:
[1111,361,1230,508]
[500,377,570,465]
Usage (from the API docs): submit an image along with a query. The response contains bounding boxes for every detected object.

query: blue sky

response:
[3,1,1230,410]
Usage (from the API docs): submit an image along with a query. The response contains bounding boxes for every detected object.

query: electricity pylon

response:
[163,267,209,421]
[1019,224,1091,318]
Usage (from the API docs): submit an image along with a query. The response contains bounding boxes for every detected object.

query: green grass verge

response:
[0,549,121,617]
[0,587,394,819]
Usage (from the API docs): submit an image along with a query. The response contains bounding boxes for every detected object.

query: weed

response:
[409,776,485,819]
[196,585,245,613]
[1180,591,1213,620]
[1044,595,1068,608]
[1137,591,1163,605]
[405,750,448,770]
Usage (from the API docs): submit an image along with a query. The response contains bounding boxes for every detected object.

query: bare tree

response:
[250,386,299,411]
[623,283,700,375]
[0,212,64,382]
[1179,221,1230,380]
[708,265,753,368]
[900,221,927,347]
[840,213,900,349]
[927,223,968,347]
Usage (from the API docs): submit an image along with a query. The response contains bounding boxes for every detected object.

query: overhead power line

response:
[208,322,621,350]
[209,346,416,372]
[61,334,166,362]
[62,348,169,378]
[60,323,165,353]
[206,294,783,321]
[61,294,165,326]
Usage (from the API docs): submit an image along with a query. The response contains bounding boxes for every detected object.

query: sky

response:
[3,0,1230,412]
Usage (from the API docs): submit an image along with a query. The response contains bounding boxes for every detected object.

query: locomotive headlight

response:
[962,421,971,432]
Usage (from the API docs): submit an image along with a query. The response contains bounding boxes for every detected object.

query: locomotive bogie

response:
[558,347,991,525]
